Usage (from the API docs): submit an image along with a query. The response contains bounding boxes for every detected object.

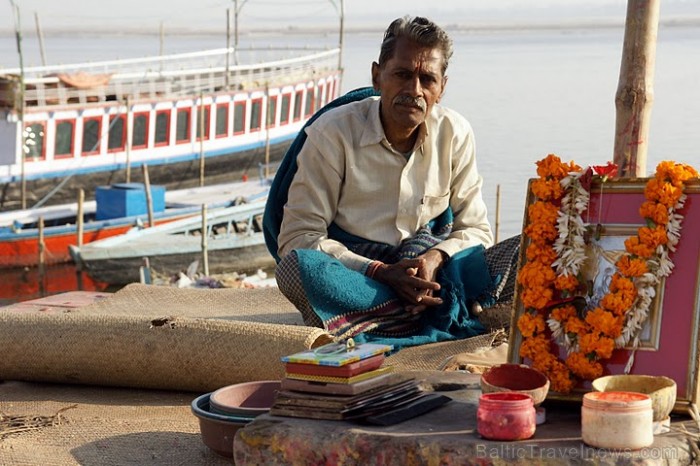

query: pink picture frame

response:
[508,179,700,412]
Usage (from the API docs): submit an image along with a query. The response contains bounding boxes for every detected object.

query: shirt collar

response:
[360,97,430,152]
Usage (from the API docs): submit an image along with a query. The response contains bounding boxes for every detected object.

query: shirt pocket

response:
[418,192,450,227]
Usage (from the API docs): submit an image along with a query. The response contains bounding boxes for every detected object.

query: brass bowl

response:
[592,375,676,422]
[480,363,550,406]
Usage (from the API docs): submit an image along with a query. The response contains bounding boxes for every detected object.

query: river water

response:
[1,23,699,303]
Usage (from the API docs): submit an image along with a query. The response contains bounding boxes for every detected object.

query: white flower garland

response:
[546,176,686,373]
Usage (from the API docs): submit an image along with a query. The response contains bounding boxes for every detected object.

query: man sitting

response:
[266,16,519,349]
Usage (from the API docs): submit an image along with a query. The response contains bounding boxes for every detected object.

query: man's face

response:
[372,37,447,135]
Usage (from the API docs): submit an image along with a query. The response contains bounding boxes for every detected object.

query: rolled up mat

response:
[0,284,332,392]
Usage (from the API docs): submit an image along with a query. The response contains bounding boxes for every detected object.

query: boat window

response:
[54,120,75,159]
[176,108,191,143]
[318,82,326,108]
[24,123,46,162]
[215,103,228,137]
[108,115,126,151]
[132,113,149,149]
[327,78,334,103]
[250,98,263,132]
[293,90,303,122]
[154,110,170,146]
[82,117,101,155]
[317,82,325,112]
[267,95,277,128]
[196,105,211,141]
[233,101,246,134]
[280,94,291,125]
[304,86,315,118]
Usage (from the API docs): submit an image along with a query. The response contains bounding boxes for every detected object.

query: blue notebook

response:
[281,342,393,367]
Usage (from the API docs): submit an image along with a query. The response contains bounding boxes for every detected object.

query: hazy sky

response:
[2,0,698,35]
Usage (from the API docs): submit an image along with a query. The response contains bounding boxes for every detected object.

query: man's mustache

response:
[393,95,426,111]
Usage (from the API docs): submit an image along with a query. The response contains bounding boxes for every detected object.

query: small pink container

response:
[477,392,536,441]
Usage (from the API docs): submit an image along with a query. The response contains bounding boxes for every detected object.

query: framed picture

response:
[508,179,700,412]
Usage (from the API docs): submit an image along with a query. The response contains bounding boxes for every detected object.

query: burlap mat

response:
[0,285,512,465]
[0,284,331,393]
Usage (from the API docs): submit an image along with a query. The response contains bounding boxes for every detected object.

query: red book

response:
[285,354,385,378]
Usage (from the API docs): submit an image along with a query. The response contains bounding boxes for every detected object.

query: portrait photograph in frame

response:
[508,178,700,412]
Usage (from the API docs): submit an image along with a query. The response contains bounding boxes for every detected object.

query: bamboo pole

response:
[10,1,27,209]
[76,189,84,246]
[226,8,232,91]
[233,0,249,66]
[34,11,47,66]
[125,97,132,183]
[76,189,84,290]
[494,184,501,244]
[38,216,45,296]
[613,0,660,178]
[201,204,209,276]
[332,0,344,88]
[199,93,205,187]
[159,21,165,57]
[142,165,154,228]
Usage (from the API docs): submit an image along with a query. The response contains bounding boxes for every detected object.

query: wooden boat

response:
[69,200,274,286]
[0,178,271,268]
[0,44,342,210]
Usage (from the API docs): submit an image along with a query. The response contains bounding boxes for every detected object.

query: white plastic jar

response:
[581,391,654,450]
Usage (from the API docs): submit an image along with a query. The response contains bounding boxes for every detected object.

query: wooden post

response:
[201,204,209,276]
[494,184,501,244]
[613,0,660,177]
[199,93,205,187]
[76,189,84,290]
[142,165,155,228]
[38,216,45,296]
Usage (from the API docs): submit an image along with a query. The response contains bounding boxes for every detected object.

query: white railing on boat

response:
[0,47,340,110]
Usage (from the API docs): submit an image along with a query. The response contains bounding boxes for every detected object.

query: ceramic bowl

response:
[480,363,550,406]
[592,374,677,422]
[209,380,281,417]
[191,393,254,458]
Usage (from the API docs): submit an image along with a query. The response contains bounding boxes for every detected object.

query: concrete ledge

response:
[235,371,695,465]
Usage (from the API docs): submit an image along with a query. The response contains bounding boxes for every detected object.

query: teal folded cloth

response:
[294,244,493,351]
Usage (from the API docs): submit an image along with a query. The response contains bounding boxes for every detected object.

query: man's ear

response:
[437,75,448,103]
[371,62,380,90]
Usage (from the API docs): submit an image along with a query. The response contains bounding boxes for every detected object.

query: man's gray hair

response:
[378,16,453,74]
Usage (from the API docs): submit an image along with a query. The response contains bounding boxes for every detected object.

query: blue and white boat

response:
[0,44,341,210]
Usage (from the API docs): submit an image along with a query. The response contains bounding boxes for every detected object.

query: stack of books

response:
[270,340,451,424]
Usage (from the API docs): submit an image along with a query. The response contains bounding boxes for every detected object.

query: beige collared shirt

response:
[278,96,493,271]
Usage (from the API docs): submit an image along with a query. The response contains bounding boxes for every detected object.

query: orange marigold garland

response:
[517,154,698,393]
